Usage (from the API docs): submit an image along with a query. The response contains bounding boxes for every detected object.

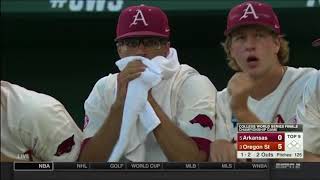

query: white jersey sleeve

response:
[296,72,320,154]
[175,74,216,141]
[1,81,83,161]
[215,89,234,141]
[25,104,83,161]
[83,74,117,139]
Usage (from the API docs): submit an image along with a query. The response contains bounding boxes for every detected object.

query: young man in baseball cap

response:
[296,39,320,162]
[1,81,83,162]
[79,5,216,162]
[211,1,318,162]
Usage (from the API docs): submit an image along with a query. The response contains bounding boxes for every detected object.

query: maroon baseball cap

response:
[312,38,320,47]
[115,4,170,41]
[225,1,281,36]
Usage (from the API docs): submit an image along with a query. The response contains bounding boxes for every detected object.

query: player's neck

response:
[250,66,286,100]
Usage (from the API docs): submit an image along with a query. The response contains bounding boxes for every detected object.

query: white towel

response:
[108,48,180,162]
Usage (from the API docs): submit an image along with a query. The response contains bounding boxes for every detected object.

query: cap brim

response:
[224,22,280,36]
[115,31,169,41]
[312,38,320,47]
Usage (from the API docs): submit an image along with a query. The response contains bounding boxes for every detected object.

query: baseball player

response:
[210,1,318,162]
[79,5,216,162]
[1,81,83,162]
[296,40,320,161]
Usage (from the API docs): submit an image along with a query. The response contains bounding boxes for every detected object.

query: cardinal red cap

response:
[225,1,281,35]
[115,5,170,41]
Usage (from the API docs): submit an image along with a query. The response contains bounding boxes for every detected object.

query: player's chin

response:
[246,69,263,79]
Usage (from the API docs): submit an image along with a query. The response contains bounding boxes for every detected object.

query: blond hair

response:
[222,32,290,71]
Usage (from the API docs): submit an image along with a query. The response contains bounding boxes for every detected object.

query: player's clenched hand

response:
[210,139,237,162]
[114,60,146,106]
[228,72,254,114]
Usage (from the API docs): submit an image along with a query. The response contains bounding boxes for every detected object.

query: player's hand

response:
[209,139,237,162]
[228,72,254,115]
[114,60,146,106]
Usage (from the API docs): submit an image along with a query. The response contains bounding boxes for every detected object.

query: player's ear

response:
[117,45,121,54]
[273,35,281,54]
[117,44,125,58]
[165,41,170,52]
[229,44,236,60]
[166,41,170,48]
[161,41,170,57]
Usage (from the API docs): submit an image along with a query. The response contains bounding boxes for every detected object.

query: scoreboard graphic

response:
[237,124,303,159]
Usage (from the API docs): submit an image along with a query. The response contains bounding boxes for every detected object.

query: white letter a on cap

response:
[240,3,259,20]
[130,9,149,27]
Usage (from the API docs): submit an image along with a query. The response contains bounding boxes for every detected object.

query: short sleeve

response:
[27,103,84,161]
[175,75,216,141]
[215,89,234,141]
[296,73,320,154]
[83,75,116,139]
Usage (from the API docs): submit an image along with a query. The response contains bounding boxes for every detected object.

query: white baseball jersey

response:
[1,81,83,161]
[84,65,216,162]
[216,67,318,141]
[296,71,320,154]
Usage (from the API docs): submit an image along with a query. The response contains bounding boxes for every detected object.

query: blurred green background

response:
[2,0,320,128]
